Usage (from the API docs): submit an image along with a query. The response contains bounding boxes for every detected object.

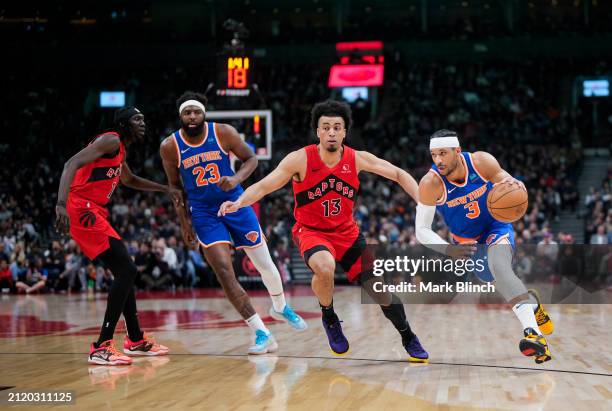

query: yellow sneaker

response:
[519,327,552,364]
[528,289,554,335]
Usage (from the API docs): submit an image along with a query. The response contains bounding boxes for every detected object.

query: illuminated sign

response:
[227,57,250,89]
[329,41,384,88]
[583,79,609,97]
[328,64,384,87]
[336,41,383,52]
[342,87,368,103]
[100,91,125,107]
[340,55,384,65]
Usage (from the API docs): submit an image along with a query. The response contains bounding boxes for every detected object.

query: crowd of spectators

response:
[585,166,612,245]
[0,56,608,294]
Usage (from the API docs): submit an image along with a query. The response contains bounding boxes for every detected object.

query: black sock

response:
[96,238,139,346]
[123,288,144,342]
[380,294,415,340]
[399,323,416,343]
[320,300,337,323]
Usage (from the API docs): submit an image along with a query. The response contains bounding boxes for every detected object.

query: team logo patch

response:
[341,164,350,173]
[245,231,259,243]
[486,234,497,245]
[469,173,477,181]
[79,211,97,228]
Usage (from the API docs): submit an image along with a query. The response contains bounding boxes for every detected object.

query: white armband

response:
[415,202,449,255]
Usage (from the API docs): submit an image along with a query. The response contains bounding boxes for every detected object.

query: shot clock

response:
[217,56,252,97]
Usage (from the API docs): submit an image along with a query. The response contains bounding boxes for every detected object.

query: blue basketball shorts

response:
[451,221,515,282]
[191,205,263,249]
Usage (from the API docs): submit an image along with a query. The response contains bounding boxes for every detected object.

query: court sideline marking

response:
[0,352,610,377]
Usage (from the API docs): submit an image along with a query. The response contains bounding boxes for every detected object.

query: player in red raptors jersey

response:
[56,107,178,365]
[219,100,429,361]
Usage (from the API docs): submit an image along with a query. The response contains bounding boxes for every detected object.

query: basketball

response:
[486,182,528,223]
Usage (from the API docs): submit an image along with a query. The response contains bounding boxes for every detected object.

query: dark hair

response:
[112,106,142,141]
[310,100,353,133]
[176,91,208,112]
[430,129,458,139]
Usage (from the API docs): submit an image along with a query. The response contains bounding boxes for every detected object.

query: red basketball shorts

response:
[292,223,369,282]
[67,195,121,260]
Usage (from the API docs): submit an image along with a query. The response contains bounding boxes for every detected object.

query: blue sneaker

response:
[248,330,278,355]
[269,305,308,331]
[322,316,349,355]
[403,334,429,363]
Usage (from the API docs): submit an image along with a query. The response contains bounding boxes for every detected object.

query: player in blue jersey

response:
[160,91,306,354]
[415,129,554,364]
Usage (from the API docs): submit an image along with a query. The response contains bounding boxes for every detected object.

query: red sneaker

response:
[88,340,133,366]
[123,333,169,356]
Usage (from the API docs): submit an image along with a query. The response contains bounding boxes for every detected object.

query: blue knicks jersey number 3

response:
[431,152,497,239]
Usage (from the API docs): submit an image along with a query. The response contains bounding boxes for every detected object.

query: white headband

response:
[430,136,460,149]
[179,100,206,115]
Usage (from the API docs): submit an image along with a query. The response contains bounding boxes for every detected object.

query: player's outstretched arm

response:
[472,151,525,190]
[215,123,258,192]
[218,149,304,216]
[55,133,121,234]
[415,173,475,258]
[160,136,198,249]
[120,161,181,203]
[355,150,419,202]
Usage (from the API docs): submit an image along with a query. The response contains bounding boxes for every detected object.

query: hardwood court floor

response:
[0,286,610,410]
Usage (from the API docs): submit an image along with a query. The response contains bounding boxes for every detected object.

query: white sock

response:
[512,302,541,334]
[270,293,287,313]
[245,314,269,334]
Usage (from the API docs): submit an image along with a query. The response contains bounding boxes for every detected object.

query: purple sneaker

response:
[322,316,349,355]
[403,335,429,363]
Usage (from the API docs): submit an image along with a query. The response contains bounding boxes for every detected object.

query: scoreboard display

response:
[227,56,250,88]
[217,56,252,97]
[328,41,384,88]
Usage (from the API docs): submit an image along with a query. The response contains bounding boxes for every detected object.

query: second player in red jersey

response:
[56,107,179,365]
[219,100,429,362]
[69,131,124,207]
[65,131,125,259]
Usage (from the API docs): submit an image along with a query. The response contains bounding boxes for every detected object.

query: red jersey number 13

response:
[322,199,341,217]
